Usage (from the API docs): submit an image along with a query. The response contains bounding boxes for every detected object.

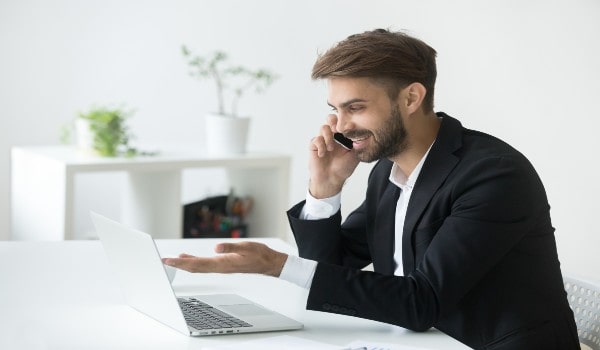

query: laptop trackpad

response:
[219,304,271,317]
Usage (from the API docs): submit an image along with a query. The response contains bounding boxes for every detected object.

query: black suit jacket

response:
[287,113,579,349]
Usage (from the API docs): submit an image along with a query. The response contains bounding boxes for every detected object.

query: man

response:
[164,29,580,349]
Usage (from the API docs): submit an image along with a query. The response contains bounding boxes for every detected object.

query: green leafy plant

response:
[181,45,277,117]
[61,106,151,157]
[81,107,135,157]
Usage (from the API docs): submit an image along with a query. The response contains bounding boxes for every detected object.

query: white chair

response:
[564,276,600,350]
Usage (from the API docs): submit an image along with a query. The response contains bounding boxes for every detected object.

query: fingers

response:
[310,116,338,157]
[326,113,339,133]
[215,241,265,255]
[161,242,287,277]
[325,114,339,150]
[164,255,224,273]
[310,128,332,157]
[163,242,271,274]
[162,251,215,272]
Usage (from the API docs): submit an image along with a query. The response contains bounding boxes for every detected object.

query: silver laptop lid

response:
[91,211,190,335]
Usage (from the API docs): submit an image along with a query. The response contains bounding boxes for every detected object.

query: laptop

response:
[91,212,303,336]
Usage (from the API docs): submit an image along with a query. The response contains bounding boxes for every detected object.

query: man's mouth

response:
[347,134,372,149]
[349,136,369,142]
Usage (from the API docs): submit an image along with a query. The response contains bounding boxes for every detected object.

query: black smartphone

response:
[334,133,353,150]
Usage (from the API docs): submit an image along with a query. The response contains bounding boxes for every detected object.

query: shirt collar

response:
[389,141,435,189]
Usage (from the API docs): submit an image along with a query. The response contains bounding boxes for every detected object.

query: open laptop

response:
[91,212,303,336]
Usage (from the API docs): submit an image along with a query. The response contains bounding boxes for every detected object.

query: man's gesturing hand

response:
[162,242,288,277]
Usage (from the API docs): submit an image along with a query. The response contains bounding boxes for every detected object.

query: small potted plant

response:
[181,46,277,155]
[61,105,148,157]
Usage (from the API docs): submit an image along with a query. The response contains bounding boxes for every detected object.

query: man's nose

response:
[336,111,354,133]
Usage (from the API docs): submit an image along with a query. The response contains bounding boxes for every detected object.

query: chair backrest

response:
[564,276,600,350]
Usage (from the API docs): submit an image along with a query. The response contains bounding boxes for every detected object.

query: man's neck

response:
[390,112,440,178]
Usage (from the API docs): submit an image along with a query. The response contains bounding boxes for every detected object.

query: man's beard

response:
[345,104,408,163]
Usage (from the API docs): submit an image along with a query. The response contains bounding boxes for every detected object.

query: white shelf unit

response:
[11,146,291,240]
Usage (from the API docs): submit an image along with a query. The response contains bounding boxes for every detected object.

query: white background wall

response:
[1,0,598,280]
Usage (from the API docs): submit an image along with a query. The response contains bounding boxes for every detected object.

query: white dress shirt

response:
[279,145,433,289]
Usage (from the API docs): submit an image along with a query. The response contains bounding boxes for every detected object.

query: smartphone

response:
[334,133,353,150]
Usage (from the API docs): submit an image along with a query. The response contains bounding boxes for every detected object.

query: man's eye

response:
[348,105,364,112]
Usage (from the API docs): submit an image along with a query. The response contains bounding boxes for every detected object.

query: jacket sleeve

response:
[287,200,372,270]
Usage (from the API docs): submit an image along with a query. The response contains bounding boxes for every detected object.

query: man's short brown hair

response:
[312,29,437,112]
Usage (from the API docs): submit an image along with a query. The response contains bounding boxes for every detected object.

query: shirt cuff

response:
[279,254,318,290]
[299,190,342,220]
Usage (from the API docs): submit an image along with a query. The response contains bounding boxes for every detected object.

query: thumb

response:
[215,243,241,254]
[215,242,258,254]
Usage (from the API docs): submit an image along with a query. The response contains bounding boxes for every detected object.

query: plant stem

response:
[212,70,225,115]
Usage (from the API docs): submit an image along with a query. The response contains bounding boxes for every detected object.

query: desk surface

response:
[0,238,469,350]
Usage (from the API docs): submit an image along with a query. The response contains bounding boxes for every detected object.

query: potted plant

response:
[61,105,149,157]
[181,46,277,155]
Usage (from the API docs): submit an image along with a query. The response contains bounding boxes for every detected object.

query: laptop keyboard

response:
[178,298,253,330]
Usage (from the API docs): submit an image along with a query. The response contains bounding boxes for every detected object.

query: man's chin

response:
[356,150,381,163]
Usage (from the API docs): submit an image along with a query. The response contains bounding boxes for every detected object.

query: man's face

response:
[327,77,408,163]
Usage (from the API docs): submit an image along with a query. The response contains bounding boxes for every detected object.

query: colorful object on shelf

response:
[183,192,253,239]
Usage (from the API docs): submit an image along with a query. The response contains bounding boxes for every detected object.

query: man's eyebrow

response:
[327,98,368,109]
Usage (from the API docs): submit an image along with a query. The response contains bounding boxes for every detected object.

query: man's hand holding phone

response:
[308,114,360,199]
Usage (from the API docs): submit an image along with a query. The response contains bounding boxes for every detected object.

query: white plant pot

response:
[75,118,97,155]
[204,113,250,156]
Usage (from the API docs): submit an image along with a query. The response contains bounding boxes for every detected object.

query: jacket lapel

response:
[402,114,462,274]
[372,182,400,275]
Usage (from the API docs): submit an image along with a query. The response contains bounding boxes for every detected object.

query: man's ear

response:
[401,82,427,114]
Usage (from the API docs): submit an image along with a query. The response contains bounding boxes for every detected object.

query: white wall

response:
[1,0,598,280]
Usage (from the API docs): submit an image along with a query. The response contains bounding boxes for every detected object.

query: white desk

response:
[11,146,290,240]
[0,238,470,350]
